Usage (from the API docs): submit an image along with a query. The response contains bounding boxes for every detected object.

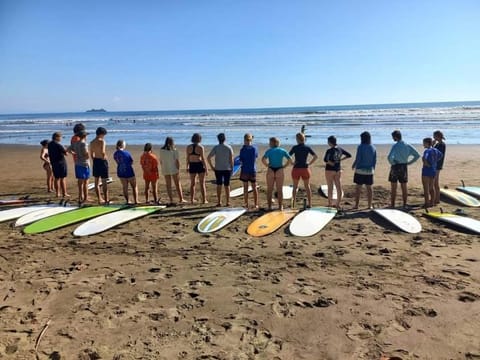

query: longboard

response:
[23,205,124,234]
[456,185,480,199]
[0,205,53,223]
[247,209,298,237]
[15,205,79,227]
[274,185,293,200]
[440,188,480,207]
[232,156,241,176]
[88,177,114,190]
[373,208,422,234]
[289,207,337,237]
[230,185,258,198]
[73,205,165,236]
[318,185,342,200]
[197,207,246,233]
[424,211,480,234]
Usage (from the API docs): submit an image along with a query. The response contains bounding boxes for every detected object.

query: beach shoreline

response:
[0,143,479,359]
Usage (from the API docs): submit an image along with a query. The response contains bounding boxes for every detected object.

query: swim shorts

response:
[75,165,90,180]
[388,164,408,183]
[93,158,109,179]
[292,167,311,180]
[214,170,231,186]
[188,161,205,174]
[354,173,374,186]
[51,161,67,179]
[240,171,256,183]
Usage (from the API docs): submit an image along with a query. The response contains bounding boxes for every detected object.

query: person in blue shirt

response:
[113,139,138,204]
[262,137,292,210]
[422,137,443,208]
[352,131,376,209]
[387,130,421,208]
[432,130,446,205]
[239,133,259,209]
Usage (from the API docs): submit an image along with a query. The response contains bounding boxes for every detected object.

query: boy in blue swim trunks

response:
[68,130,90,204]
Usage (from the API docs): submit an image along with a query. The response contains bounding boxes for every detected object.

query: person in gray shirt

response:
[208,133,234,206]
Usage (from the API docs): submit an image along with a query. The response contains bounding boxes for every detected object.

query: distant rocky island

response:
[86,108,106,112]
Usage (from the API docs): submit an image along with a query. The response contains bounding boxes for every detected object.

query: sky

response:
[0,0,479,113]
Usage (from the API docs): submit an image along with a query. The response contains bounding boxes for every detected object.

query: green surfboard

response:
[23,205,124,234]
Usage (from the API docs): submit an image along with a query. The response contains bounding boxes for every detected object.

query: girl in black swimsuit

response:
[186,133,208,203]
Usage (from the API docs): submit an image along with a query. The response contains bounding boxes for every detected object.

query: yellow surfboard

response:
[247,209,298,237]
[440,189,480,207]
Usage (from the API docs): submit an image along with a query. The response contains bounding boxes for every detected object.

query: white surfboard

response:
[73,205,165,236]
[88,177,114,190]
[440,188,480,207]
[0,205,53,223]
[425,211,480,234]
[274,185,293,200]
[230,185,258,198]
[197,207,246,233]
[319,184,342,200]
[289,206,337,237]
[456,186,480,199]
[373,208,422,234]
[15,205,79,227]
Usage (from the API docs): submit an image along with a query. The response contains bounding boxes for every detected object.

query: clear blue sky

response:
[1,0,479,113]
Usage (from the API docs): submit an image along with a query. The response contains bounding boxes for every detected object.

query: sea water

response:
[0,101,479,146]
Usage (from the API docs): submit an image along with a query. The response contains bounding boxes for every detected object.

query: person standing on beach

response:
[352,131,376,209]
[70,123,86,163]
[262,137,292,211]
[113,140,138,204]
[323,135,352,209]
[239,133,259,209]
[160,137,186,205]
[40,139,54,193]
[186,133,208,204]
[48,132,69,199]
[207,133,234,207]
[433,130,446,205]
[68,130,90,204]
[387,130,420,208]
[289,132,317,208]
[421,137,443,208]
[140,143,159,204]
[90,127,110,204]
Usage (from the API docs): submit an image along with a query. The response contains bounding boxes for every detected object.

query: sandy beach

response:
[0,143,479,359]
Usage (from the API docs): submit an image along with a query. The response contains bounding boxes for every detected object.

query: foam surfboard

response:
[456,185,480,199]
[274,185,293,200]
[424,211,480,234]
[318,185,342,200]
[0,205,53,223]
[373,208,422,234]
[23,205,124,234]
[73,205,165,236]
[289,207,337,237]
[15,205,79,227]
[230,185,258,198]
[0,196,34,206]
[197,207,246,233]
[440,188,480,207]
[247,209,298,237]
[232,156,241,176]
[88,177,114,190]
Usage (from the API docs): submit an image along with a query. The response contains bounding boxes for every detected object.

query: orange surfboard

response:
[247,209,298,237]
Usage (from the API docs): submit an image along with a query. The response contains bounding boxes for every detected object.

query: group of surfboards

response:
[1,179,479,236]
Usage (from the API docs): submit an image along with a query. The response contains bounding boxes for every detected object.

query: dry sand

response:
[0,143,479,359]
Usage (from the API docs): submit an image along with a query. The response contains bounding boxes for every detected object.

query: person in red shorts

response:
[289,132,318,208]
[140,142,160,204]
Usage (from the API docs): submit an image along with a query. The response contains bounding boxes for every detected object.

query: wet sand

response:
[0,143,479,359]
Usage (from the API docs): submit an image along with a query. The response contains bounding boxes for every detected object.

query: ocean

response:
[1,101,479,147]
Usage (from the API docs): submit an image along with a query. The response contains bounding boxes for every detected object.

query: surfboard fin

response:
[461,179,465,188]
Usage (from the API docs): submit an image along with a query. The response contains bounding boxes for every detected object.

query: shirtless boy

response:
[90,127,110,204]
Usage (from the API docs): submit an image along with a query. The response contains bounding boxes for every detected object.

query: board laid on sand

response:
[318,185,342,200]
[424,211,480,234]
[15,205,79,227]
[73,205,165,236]
[274,185,293,200]
[247,209,298,237]
[289,207,337,237]
[232,156,241,176]
[373,208,422,234]
[440,188,480,207]
[87,177,114,190]
[0,196,34,206]
[230,185,258,198]
[197,207,246,233]
[0,205,53,223]
[456,185,480,199]
[23,205,124,234]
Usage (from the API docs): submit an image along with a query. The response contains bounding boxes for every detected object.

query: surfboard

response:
[247,209,298,237]
[373,208,422,234]
[0,196,34,206]
[15,205,79,227]
[424,211,480,234]
[232,156,241,176]
[23,205,124,234]
[318,185,342,200]
[197,207,246,233]
[440,188,480,207]
[0,205,53,223]
[73,205,165,236]
[274,185,293,200]
[289,207,337,237]
[456,185,480,199]
[87,177,114,190]
[230,185,258,198]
